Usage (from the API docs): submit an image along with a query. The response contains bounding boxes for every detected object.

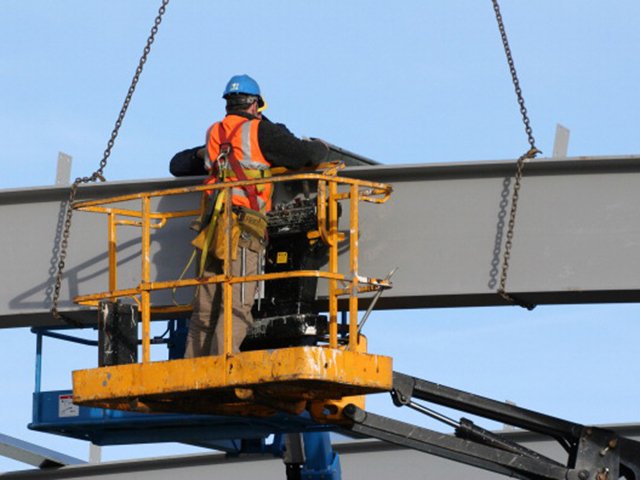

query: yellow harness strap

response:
[198,189,226,276]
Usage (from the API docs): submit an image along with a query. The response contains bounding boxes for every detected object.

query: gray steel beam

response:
[2,155,640,329]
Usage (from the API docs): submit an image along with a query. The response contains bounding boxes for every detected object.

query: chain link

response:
[51,0,170,325]
[492,0,540,310]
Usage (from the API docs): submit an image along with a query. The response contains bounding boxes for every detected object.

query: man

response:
[171,74,328,357]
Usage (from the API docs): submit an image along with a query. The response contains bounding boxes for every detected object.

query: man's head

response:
[223,74,265,116]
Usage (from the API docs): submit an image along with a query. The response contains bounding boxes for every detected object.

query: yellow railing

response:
[73,166,392,363]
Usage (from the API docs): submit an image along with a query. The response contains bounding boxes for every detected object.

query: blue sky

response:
[1,0,640,473]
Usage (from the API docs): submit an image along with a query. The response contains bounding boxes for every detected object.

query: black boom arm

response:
[342,372,640,480]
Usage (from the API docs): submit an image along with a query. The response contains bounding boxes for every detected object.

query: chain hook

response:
[525,147,541,159]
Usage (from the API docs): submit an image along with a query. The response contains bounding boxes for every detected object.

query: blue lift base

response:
[30,390,335,454]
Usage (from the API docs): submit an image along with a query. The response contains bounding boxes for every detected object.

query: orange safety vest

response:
[204,115,273,213]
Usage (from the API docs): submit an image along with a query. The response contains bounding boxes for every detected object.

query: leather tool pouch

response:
[191,211,241,261]
[236,207,268,242]
[191,228,207,251]
[213,212,241,260]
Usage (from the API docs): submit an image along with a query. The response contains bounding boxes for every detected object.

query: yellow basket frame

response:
[72,167,392,362]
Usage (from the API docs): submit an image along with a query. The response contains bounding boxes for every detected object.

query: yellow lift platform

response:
[71,165,393,421]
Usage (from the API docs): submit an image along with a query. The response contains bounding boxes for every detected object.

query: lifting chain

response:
[492,0,540,310]
[51,0,171,326]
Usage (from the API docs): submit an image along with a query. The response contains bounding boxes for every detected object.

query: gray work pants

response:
[185,234,261,357]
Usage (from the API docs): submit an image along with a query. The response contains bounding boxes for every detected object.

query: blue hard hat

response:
[222,74,264,107]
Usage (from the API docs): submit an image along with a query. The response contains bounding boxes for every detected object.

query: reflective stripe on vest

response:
[204,115,273,213]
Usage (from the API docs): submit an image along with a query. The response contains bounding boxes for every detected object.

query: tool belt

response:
[192,206,267,261]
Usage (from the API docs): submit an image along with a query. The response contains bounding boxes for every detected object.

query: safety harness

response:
[195,118,270,275]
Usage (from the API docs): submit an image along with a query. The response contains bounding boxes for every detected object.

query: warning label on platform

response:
[58,394,80,418]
